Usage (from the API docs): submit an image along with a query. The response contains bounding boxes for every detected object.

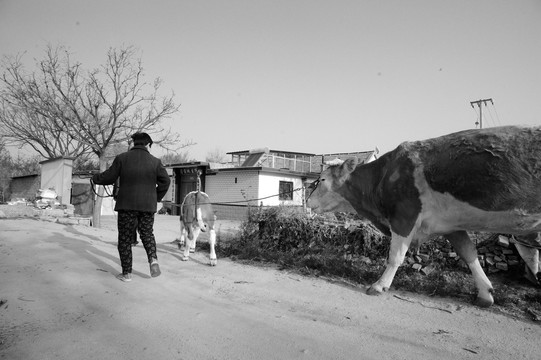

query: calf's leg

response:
[445,231,494,307]
[178,221,186,249]
[190,226,200,253]
[367,231,411,295]
[182,225,199,261]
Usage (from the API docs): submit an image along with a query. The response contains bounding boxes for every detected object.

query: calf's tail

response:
[196,207,207,232]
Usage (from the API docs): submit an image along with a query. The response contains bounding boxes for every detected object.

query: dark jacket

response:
[92,145,171,212]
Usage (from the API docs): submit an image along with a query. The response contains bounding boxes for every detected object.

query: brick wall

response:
[206,170,259,205]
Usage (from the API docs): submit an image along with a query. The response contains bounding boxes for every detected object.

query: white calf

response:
[179,191,217,266]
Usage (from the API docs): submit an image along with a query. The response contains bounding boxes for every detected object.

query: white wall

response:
[40,158,73,205]
[258,173,304,206]
[205,169,307,207]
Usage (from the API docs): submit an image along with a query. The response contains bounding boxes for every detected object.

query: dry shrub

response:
[220,206,390,283]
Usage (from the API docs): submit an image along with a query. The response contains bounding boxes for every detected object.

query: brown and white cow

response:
[179,191,217,266]
[307,125,541,307]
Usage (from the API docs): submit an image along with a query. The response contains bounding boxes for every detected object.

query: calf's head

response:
[307,158,358,214]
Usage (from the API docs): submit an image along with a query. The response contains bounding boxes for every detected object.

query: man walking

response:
[92,132,171,282]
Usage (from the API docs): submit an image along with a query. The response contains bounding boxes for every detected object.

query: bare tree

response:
[0,139,11,201]
[10,153,41,177]
[0,52,88,158]
[205,147,227,163]
[161,152,193,166]
[0,44,191,227]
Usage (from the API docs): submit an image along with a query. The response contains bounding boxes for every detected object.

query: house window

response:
[279,181,293,201]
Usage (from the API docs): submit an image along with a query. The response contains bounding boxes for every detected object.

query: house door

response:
[172,172,199,215]
[180,173,198,199]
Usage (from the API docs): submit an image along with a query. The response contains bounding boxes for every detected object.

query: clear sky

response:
[1,0,540,161]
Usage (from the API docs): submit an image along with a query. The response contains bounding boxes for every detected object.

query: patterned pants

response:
[117,210,158,274]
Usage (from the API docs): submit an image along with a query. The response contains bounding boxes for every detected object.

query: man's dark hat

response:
[131,132,153,147]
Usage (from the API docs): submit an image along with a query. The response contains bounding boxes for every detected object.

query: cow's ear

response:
[342,158,359,174]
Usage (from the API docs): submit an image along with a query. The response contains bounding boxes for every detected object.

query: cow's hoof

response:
[189,248,196,253]
[209,259,217,266]
[366,286,384,296]
[474,296,494,308]
[181,256,190,261]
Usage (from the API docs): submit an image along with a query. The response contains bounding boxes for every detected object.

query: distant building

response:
[166,147,378,220]
[8,147,378,221]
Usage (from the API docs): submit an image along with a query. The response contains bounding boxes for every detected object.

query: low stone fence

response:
[0,204,92,226]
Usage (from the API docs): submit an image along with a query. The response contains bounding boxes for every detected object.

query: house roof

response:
[166,161,209,169]
[227,148,377,163]
[11,173,39,179]
[39,156,75,165]
[207,166,319,178]
[227,149,316,157]
[165,149,377,173]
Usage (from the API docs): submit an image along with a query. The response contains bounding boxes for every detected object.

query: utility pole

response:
[470,98,493,129]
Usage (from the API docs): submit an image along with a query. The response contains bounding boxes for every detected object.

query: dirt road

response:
[1,216,540,360]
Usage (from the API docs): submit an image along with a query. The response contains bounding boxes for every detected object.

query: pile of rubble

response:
[34,188,62,209]
[406,234,529,277]
[1,188,91,226]
[477,235,521,273]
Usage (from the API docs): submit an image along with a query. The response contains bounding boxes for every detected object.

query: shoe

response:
[150,260,161,278]
[116,273,132,282]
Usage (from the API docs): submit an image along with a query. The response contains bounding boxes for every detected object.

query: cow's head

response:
[307,158,358,214]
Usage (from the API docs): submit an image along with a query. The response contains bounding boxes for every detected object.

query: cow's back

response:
[181,191,215,223]
[408,126,541,212]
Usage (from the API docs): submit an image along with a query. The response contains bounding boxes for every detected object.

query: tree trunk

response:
[91,156,109,228]
[92,189,103,228]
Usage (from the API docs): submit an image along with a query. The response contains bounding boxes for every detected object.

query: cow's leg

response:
[181,225,196,261]
[190,226,200,253]
[209,227,217,266]
[445,231,494,307]
[367,231,411,295]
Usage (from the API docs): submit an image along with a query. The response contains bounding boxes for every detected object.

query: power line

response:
[470,98,493,129]
[491,102,503,126]
[485,104,501,127]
